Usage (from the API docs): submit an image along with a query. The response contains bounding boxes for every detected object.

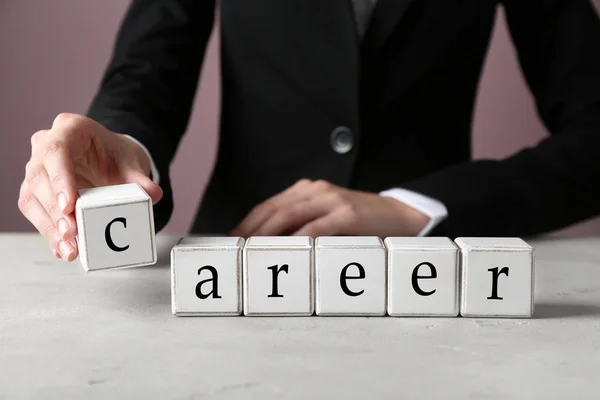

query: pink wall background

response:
[1,1,599,236]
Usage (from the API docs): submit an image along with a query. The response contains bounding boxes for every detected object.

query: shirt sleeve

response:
[379,188,448,237]
[123,134,161,184]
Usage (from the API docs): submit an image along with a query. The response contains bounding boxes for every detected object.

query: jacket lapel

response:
[362,0,474,107]
[365,0,416,53]
[235,0,361,127]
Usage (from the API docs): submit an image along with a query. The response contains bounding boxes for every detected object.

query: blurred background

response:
[1,0,599,236]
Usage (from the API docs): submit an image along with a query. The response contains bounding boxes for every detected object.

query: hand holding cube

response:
[18,113,161,262]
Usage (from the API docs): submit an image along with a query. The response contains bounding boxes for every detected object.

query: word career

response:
[76,183,535,318]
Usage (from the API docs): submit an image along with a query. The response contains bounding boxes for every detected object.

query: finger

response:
[27,164,77,241]
[292,208,352,237]
[59,239,78,262]
[121,169,163,205]
[57,213,78,242]
[231,179,315,236]
[252,195,337,236]
[38,137,78,217]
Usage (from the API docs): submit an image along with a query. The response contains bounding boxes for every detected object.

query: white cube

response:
[243,236,314,316]
[385,237,459,317]
[75,183,157,272]
[315,236,386,316]
[171,237,244,316]
[455,237,534,318]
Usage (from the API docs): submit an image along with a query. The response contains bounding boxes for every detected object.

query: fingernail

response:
[58,218,69,238]
[59,240,74,260]
[57,192,68,213]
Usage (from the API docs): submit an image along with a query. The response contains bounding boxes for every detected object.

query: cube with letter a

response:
[455,237,534,318]
[75,183,157,272]
[171,236,244,316]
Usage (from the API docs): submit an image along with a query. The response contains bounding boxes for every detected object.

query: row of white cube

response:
[171,236,534,318]
[72,184,534,318]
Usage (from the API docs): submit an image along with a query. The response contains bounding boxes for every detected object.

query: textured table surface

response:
[1,233,600,399]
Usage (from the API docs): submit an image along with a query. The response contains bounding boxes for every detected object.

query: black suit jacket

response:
[87,0,600,238]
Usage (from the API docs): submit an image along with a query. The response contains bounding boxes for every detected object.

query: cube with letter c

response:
[75,183,157,272]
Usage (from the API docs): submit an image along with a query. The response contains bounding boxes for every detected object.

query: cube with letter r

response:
[75,183,157,272]
[243,236,314,316]
[455,237,534,318]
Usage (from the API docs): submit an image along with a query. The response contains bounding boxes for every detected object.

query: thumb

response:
[122,168,163,205]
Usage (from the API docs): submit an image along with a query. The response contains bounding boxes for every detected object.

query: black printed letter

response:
[105,217,129,252]
[487,266,509,300]
[412,262,437,296]
[340,262,365,297]
[196,266,221,299]
[267,264,289,298]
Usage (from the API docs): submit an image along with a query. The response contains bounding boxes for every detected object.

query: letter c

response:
[105,217,130,252]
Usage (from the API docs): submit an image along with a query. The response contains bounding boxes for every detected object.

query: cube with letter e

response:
[315,236,387,316]
[385,237,459,317]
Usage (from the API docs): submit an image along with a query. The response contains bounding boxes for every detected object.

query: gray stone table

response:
[1,233,600,399]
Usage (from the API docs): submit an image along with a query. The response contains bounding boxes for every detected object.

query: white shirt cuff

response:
[379,188,448,237]
[122,134,160,184]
